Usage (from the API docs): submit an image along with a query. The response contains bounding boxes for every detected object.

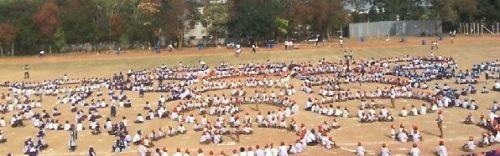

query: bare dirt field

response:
[0,36,499,156]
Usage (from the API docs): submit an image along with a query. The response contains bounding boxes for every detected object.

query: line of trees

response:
[0,0,498,55]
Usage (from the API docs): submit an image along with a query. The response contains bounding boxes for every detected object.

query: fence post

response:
[465,23,468,35]
[497,22,499,35]
[477,22,480,36]
[460,23,463,34]
[472,22,475,35]
[473,22,476,35]
[481,22,483,36]
[492,25,495,35]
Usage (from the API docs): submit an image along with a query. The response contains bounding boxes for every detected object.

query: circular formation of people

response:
[0,51,499,156]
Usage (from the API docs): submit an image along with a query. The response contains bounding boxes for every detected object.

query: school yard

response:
[0,36,499,155]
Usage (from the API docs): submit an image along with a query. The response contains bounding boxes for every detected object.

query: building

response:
[183,0,227,46]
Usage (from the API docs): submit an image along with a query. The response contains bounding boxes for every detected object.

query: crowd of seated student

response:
[389,124,423,143]
[399,103,438,117]
[472,60,500,80]
[460,84,477,95]
[357,106,395,123]
[0,55,498,155]
[461,103,499,149]
[477,131,500,148]
[306,100,350,118]
[146,137,331,156]
[456,69,479,84]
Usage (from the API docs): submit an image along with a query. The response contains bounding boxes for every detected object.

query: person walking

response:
[110,103,117,118]
[69,125,78,151]
[436,110,444,138]
[24,64,30,79]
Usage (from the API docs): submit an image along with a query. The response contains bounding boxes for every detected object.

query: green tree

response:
[228,0,286,42]
[203,2,229,45]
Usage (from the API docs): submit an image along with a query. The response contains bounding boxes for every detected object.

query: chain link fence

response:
[349,20,442,39]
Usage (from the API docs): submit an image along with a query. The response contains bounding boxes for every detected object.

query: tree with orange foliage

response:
[33,0,61,54]
[0,23,19,56]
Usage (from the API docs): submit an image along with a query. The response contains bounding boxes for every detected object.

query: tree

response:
[60,0,106,45]
[285,0,312,40]
[308,0,345,39]
[274,16,289,39]
[163,0,200,48]
[33,0,61,53]
[477,0,500,22]
[228,0,286,42]
[430,0,478,23]
[0,23,19,56]
[203,2,229,45]
[109,15,125,40]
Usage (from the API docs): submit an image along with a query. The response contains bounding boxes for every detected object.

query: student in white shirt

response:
[278,142,288,156]
[196,148,204,156]
[161,148,169,156]
[138,143,148,156]
[436,141,448,156]
[0,130,6,143]
[398,130,408,142]
[246,146,255,156]
[409,143,421,156]
[172,148,183,156]
[399,106,408,117]
[270,143,278,156]
[356,142,366,156]
[0,117,5,127]
[132,130,143,144]
[135,113,144,123]
[379,143,391,156]
[463,136,476,152]
[255,145,265,156]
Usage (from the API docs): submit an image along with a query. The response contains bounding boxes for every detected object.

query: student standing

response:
[436,110,444,138]
[24,64,30,79]
[69,125,78,151]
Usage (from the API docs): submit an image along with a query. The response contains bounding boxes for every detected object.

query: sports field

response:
[0,36,499,155]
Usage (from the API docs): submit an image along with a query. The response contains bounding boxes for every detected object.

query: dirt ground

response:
[0,36,499,156]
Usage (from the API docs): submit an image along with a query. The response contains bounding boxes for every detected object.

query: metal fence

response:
[459,22,500,36]
[349,20,442,38]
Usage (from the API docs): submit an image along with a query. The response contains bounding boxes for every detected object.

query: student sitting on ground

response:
[135,113,144,124]
[10,114,24,127]
[132,130,143,145]
[494,81,500,91]
[464,113,474,124]
[52,107,61,116]
[177,124,186,134]
[0,130,7,143]
[90,122,101,135]
[0,117,5,127]
[479,133,490,147]
[463,136,476,152]
[243,124,253,134]
[492,100,498,113]
[398,130,409,142]
[399,106,408,117]
[389,125,396,140]
[482,86,490,94]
